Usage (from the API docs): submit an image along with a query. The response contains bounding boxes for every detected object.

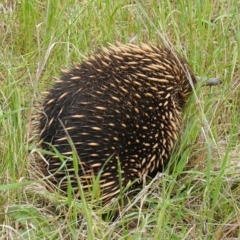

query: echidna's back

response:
[37,44,197,203]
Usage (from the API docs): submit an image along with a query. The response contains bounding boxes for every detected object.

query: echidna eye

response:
[172,88,180,98]
[174,91,185,105]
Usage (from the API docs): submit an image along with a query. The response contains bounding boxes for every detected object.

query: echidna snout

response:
[36,43,197,204]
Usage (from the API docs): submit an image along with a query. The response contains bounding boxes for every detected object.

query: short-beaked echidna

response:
[36,43,197,204]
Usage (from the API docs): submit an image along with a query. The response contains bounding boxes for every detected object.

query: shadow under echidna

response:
[35,43,198,208]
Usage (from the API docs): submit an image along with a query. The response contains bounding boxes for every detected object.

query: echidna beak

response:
[196,76,222,87]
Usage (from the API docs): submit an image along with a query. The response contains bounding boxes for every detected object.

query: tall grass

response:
[0,0,239,239]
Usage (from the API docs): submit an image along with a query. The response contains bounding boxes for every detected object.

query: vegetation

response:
[0,0,239,239]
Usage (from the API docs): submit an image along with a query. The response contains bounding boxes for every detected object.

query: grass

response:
[0,0,239,239]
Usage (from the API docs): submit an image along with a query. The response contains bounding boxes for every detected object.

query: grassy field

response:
[0,0,239,239]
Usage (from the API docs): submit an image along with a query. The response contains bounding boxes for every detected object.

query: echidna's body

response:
[36,43,197,204]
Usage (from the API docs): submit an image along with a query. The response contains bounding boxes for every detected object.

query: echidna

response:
[36,43,197,204]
